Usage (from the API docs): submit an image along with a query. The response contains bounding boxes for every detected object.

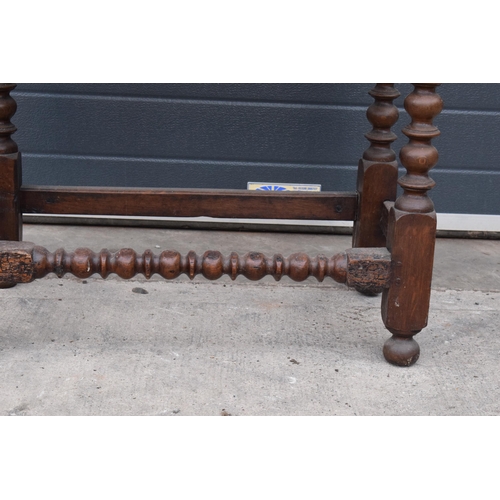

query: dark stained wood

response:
[381,84,443,367]
[380,200,391,238]
[29,247,351,282]
[0,153,23,241]
[0,241,393,288]
[0,84,18,154]
[345,247,392,294]
[20,186,358,221]
[0,241,34,287]
[0,85,22,246]
[0,83,447,367]
[352,84,399,249]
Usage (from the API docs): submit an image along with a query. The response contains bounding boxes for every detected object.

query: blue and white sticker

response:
[247,182,321,192]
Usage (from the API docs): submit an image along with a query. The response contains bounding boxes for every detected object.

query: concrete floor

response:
[1,224,499,416]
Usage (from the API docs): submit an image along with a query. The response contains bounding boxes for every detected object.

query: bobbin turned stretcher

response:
[0,84,442,366]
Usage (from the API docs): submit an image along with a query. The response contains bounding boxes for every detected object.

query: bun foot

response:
[383,335,420,367]
[0,282,16,289]
[355,286,380,297]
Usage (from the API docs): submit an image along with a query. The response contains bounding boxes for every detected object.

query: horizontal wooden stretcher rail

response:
[0,241,392,294]
[20,186,358,221]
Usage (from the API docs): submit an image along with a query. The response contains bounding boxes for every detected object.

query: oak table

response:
[0,84,442,366]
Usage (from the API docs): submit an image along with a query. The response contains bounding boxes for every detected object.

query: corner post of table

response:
[0,84,22,242]
[0,84,22,288]
[352,83,400,252]
[381,83,443,366]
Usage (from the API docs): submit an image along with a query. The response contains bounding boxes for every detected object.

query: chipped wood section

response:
[0,241,35,286]
[345,247,392,294]
[0,241,392,288]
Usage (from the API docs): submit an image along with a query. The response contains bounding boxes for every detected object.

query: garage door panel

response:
[16,83,373,106]
[14,93,367,165]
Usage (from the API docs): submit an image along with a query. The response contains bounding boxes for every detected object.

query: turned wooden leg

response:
[0,84,22,288]
[352,84,400,295]
[353,84,400,248]
[0,84,22,240]
[381,84,443,366]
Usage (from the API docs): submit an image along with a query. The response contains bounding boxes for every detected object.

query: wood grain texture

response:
[0,85,22,243]
[0,84,17,154]
[381,84,443,367]
[30,247,350,283]
[346,247,392,294]
[0,241,34,287]
[0,241,393,288]
[2,82,448,369]
[352,84,399,250]
[0,153,23,241]
[20,186,358,221]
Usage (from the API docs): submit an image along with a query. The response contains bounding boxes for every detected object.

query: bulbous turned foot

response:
[0,282,16,289]
[383,335,420,367]
[355,286,380,297]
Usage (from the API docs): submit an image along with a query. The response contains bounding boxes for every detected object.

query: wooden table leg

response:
[0,84,22,289]
[352,84,400,295]
[352,84,400,249]
[0,84,22,242]
[381,84,443,366]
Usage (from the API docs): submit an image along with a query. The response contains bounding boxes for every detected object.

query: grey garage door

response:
[11,83,500,216]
